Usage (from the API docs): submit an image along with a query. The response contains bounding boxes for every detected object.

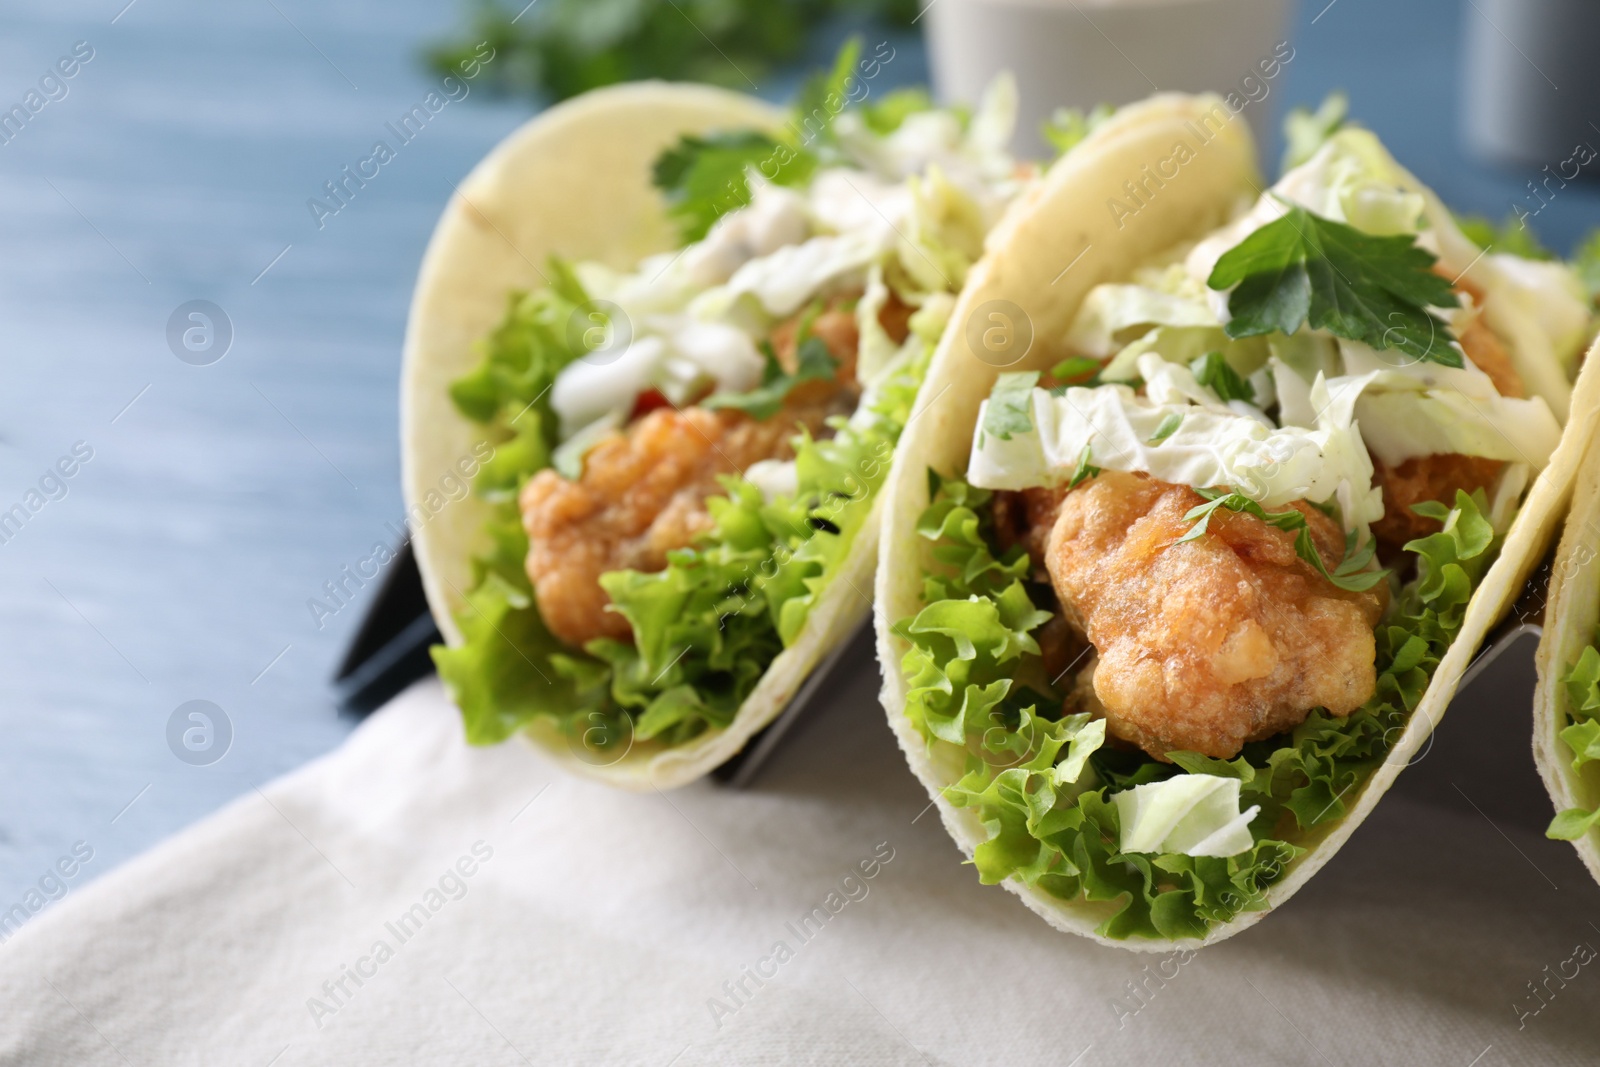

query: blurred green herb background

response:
[425,0,919,102]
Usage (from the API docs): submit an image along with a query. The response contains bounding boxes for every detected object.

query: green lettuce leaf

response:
[1114,774,1260,857]
[1545,640,1600,840]
[897,480,1500,939]
[1549,806,1600,841]
[438,263,936,750]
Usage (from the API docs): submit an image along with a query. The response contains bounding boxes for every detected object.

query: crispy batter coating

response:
[520,405,829,645]
[768,304,863,409]
[1370,452,1505,550]
[1369,294,1520,551]
[993,485,1069,576]
[520,295,909,649]
[1458,308,1522,400]
[1042,471,1386,759]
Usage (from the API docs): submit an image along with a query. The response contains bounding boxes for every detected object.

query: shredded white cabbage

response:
[1114,775,1260,858]
[833,72,1021,225]
[742,459,799,501]
[1022,124,1584,512]
[968,354,1384,529]
[548,82,1023,445]
[682,176,810,288]
[1182,127,1586,420]
[551,336,664,439]
[712,227,892,318]
[854,264,900,385]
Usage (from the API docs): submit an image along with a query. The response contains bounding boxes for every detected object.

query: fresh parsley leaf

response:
[1148,412,1183,444]
[1041,104,1114,159]
[1189,351,1255,403]
[703,337,836,420]
[982,371,1040,442]
[793,334,836,379]
[1177,489,1388,592]
[1207,200,1462,367]
[1067,445,1100,490]
[651,130,818,242]
[1177,489,1301,543]
[1281,92,1347,172]
[1050,355,1102,385]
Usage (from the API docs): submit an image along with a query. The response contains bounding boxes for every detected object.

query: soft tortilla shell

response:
[1533,401,1600,885]
[874,92,1600,949]
[402,83,878,789]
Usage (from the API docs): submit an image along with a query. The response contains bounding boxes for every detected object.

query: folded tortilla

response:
[403,79,1005,790]
[403,83,818,789]
[874,92,1600,948]
[1534,422,1600,883]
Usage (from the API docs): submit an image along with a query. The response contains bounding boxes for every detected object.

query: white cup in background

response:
[1462,0,1600,172]
[924,0,1291,158]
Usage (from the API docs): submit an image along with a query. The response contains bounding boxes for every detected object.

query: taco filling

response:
[895,113,1592,939]
[437,57,1029,760]
[1547,635,1600,843]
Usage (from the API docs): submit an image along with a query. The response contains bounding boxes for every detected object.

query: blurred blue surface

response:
[0,0,1595,914]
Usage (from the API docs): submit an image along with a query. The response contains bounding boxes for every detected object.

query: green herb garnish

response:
[651,131,818,242]
[1206,199,1462,367]
[981,370,1040,442]
[702,336,837,421]
[1178,489,1387,592]
[1066,445,1100,489]
[1050,355,1102,385]
[1148,412,1183,444]
[1189,350,1255,403]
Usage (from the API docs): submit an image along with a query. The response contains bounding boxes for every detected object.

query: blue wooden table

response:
[0,0,1594,914]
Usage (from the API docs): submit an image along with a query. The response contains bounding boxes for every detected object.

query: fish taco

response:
[1534,343,1600,881]
[403,49,1032,787]
[875,92,1600,947]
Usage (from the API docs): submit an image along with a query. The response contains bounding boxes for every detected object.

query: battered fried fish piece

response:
[1370,452,1505,549]
[992,485,1069,578]
[1042,471,1387,760]
[521,404,833,646]
[1456,305,1522,400]
[1370,286,1522,550]
[520,296,908,648]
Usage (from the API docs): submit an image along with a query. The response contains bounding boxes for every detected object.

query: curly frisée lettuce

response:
[895,474,1503,939]
[434,259,936,749]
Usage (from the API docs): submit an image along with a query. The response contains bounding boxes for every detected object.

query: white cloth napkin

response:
[3,666,1598,1066]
